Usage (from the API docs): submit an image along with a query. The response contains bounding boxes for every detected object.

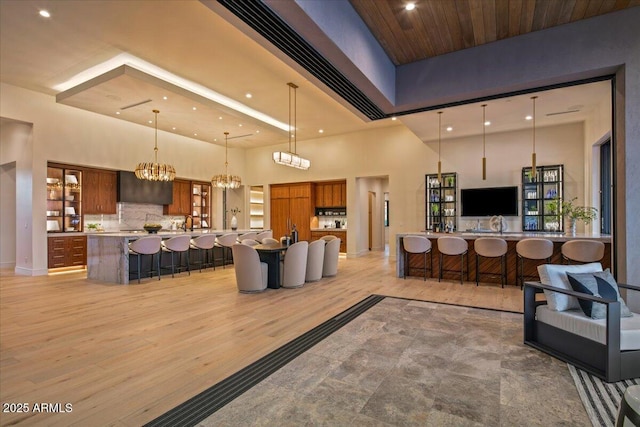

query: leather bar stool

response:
[561,239,605,264]
[161,235,191,277]
[516,238,553,289]
[474,237,508,287]
[437,236,469,284]
[128,235,162,283]
[402,236,432,281]
[190,234,217,272]
[215,233,238,268]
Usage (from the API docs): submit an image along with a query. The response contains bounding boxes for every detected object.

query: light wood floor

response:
[0,250,523,426]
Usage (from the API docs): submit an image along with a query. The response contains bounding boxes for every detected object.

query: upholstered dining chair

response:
[281,241,308,288]
[215,233,238,268]
[516,238,554,289]
[190,234,217,272]
[231,243,268,293]
[402,235,432,280]
[161,235,191,277]
[237,232,257,243]
[305,239,326,282]
[262,237,279,244]
[241,238,259,246]
[320,235,338,242]
[474,237,508,287]
[256,230,273,243]
[561,239,605,264]
[128,235,162,283]
[437,236,468,284]
[322,238,341,278]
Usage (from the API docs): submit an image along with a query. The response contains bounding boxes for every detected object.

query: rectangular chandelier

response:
[272,151,310,170]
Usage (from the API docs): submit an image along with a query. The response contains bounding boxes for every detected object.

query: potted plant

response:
[549,197,598,235]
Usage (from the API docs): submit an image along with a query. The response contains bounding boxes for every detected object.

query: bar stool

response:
[437,236,469,284]
[215,233,238,268]
[516,238,553,289]
[474,237,508,287]
[128,236,162,283]
[161,235,191,277]
[403,236,432,281]
[190,234,217,272]
[561,240,605,264]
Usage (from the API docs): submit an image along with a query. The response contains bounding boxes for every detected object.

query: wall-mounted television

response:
[117,171,173,205]
[461,186,519,217]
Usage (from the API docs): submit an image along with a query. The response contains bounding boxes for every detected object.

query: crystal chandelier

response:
[135,109,176,181]
[273,82,311,170]
[212,132,241,189]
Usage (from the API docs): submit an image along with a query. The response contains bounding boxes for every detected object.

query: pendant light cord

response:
[153,109,159,164]
[224,131,229,175]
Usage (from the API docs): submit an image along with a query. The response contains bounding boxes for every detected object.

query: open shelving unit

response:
[47,165,82,233]
[250,185,264,230]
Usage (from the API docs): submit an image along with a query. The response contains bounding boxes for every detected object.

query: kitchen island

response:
[396,231,612,285]
[87,229,262,284]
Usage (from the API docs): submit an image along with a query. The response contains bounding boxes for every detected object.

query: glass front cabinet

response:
[47,164,82,233]
[521,164,564,232]
[191,182,211,229]
[426,172,457,232]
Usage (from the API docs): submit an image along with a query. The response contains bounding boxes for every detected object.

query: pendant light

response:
[437,111,443,182]
[273,82,311,170]
[134,109,176,181]
[481,104,487,180]
[211,132,242,189]
[531,96,538,181]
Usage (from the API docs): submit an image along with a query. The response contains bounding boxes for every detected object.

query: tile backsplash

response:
[84,203,189,231]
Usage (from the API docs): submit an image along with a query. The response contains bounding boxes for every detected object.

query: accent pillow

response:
[537,263,603,311]
[567,269,633,319]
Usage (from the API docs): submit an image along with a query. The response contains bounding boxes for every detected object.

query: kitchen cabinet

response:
[270,182,314,241]
[191,182,211,229]
[522,164,564,232]
[314,181,346,207]
[48,235,86,268]
[426,172,457,232]
[164,179,191,216]
[47,164,82,233]
[83,169,117,214]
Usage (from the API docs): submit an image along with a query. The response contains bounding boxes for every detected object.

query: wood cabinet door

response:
[289,183,311,198]
[290,197,311,241]
[66,236,87,266]
[315,184,324,206]
[84,170,117,214]
[270,185,290,199]
[322,185,333,207]
[340,182,347,206]
[332,183,343,206]
[270,198,290,240]
[164,179,191,215]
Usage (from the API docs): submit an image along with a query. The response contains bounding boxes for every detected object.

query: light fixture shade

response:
[212,131,242,189]
[136,109,176,181]
[135,162,176,181]
[211,173,241,189]
[272,151,311,170]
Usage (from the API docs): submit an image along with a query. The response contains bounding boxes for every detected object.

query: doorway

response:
[368,191,375,250]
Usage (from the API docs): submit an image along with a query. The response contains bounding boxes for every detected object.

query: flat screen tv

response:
[461,186,518,217]
[117,171,173,205]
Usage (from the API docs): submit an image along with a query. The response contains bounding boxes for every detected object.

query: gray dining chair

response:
[231,243,268,293]
[305,239,326,282]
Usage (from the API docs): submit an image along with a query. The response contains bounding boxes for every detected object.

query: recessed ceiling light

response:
[39,10,51,18]
[194,133,198,136]
[219,116,223,120]
[245,93,252,98]
[148,120,153,124]
[525,115,533,120]
[446,126,453,132]
[163,96,168,100]
[256,130,260,134]
[484,121,491,126]
[405,3,415,11]
[115,111,120,115]
[319,129,324,133]
[391,117,397,121]
[192,107,197,111]
[172,127,176,130]
[238,124,243,127]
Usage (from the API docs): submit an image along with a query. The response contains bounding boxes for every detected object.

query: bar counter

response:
[87,229,259,284]
[396,231,612,285]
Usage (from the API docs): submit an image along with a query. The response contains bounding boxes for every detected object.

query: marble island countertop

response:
[397,230,611,242]
[53,229,260,238]
[311,228,347,232]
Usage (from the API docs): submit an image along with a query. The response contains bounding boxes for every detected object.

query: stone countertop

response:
[82,229,262,238]
[396,231,611,242]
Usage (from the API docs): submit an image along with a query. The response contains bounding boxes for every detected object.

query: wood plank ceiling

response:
[349,0,640,65]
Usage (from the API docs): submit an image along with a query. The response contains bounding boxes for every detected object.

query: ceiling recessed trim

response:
[54,53,289,132]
